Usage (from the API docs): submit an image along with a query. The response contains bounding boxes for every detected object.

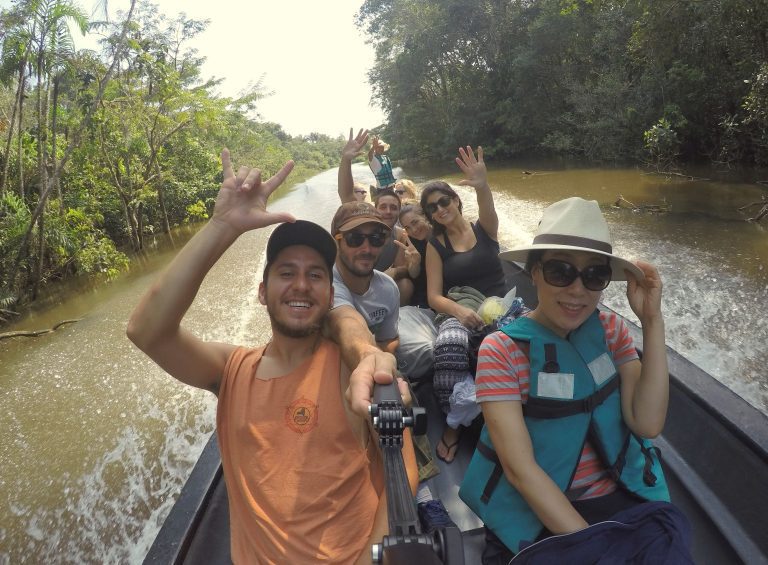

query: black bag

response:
[467,324,495,376]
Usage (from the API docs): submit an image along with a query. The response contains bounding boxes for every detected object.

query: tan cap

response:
[331,202,391,236]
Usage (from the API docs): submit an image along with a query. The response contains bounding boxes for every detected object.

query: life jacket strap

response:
[523,376,620,419]
[475,439,590,503]
[477,440,504,503]
[607,431,631,482]
[641,443,661,487]
[542,342,560,373]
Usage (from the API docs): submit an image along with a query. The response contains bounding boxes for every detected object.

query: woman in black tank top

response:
[420,146,506,326]
[420,146,508,463]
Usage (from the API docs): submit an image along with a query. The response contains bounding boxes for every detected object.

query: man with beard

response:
[326,201,401,358]
[127,151,416,563]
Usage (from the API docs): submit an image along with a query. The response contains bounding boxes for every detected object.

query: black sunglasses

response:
[425,195,453,216]
[541,259,612,291]
[336,231,388,248]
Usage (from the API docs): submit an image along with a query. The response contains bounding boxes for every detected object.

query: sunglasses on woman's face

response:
[336,231,388,248]
[541,259,612,291]
[354,189,367,195]
[425,195,453,216]
[395,189,406,196]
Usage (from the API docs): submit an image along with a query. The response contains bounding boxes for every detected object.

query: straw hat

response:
[499,197,644,281]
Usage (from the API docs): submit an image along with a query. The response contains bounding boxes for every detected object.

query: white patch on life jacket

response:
[588,353,615,386]
[537,372,575,400]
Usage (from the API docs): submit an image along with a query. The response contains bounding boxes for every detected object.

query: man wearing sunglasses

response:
[326,202,401,358]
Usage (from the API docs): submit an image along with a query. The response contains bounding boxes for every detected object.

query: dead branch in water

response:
[738,196,768,211]
[738,196,768,222]
[0,318,82,341]
[614,195,636,208]
[613,195,669,213]
[642,170,710,181]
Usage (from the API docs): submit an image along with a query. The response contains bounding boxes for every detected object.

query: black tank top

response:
[374,228,401,272]
[429,222,507,297]
[409,237,430,308]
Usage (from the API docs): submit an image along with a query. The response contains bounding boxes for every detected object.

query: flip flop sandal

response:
[436,434,461,464]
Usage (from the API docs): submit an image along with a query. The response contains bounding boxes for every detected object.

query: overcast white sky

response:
[51,0,384,137]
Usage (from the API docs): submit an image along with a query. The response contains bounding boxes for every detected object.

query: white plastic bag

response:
[447,375,481,427]
[477,287,517,325]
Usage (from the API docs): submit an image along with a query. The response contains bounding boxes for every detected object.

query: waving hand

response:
[212,148,296,234]
[456,146,489,190]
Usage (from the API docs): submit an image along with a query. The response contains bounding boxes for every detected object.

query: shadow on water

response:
[0,161,765,563]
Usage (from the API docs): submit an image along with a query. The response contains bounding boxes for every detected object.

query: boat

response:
[142,261,768,564]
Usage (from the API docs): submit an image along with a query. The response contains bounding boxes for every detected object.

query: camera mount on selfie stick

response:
[369,380,464,565]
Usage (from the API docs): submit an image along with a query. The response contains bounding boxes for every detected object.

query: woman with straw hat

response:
[460,197,684,563]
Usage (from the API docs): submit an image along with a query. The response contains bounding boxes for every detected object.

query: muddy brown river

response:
[1,161,766,562]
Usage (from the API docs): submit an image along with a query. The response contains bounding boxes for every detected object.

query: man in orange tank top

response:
[128,150,417,563]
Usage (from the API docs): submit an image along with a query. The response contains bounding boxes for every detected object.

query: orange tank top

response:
[217,338,379,564]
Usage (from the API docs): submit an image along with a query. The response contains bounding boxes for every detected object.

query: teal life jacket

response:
[371,154,396,187]
[459,310,670,553]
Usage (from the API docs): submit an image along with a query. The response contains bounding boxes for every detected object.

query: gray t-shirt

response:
[332,265,400,342]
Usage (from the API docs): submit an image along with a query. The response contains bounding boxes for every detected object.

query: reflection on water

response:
[0,163,766,562]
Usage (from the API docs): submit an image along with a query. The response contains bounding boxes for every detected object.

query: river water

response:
[0,161,766,562]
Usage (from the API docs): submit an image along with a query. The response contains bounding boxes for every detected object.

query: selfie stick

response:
[369,380,464,565]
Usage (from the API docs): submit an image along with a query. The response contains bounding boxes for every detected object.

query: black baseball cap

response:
[266,220,337,272]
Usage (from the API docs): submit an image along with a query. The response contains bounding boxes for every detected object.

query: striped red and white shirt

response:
[475,311,638,499]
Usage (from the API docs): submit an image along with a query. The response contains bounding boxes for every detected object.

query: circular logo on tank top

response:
[285,396,319,434]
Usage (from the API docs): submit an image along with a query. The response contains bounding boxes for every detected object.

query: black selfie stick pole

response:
[369,380,464,565]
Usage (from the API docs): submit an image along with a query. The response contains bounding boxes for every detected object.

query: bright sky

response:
[64,0,385,137]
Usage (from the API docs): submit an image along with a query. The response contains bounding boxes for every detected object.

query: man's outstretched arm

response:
[127,149,295,391]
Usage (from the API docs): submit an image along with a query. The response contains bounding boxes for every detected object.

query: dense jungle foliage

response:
[356,0,768,167]
[3,0,768,318]
[0,0,344,320]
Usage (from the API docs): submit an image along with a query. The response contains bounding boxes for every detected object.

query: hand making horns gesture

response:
[211,148,296,235]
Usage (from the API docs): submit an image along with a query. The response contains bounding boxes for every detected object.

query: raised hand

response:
[342,128,370,162]
[626,260,663,325]
[211,149,296,235]
[394,236,422,278]
[456,145,489,190]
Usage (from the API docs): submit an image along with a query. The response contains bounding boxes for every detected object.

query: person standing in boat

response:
[421,146,508,464]
[461,198,686,563]
[368,135,397,189]
[127,150,417,564]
